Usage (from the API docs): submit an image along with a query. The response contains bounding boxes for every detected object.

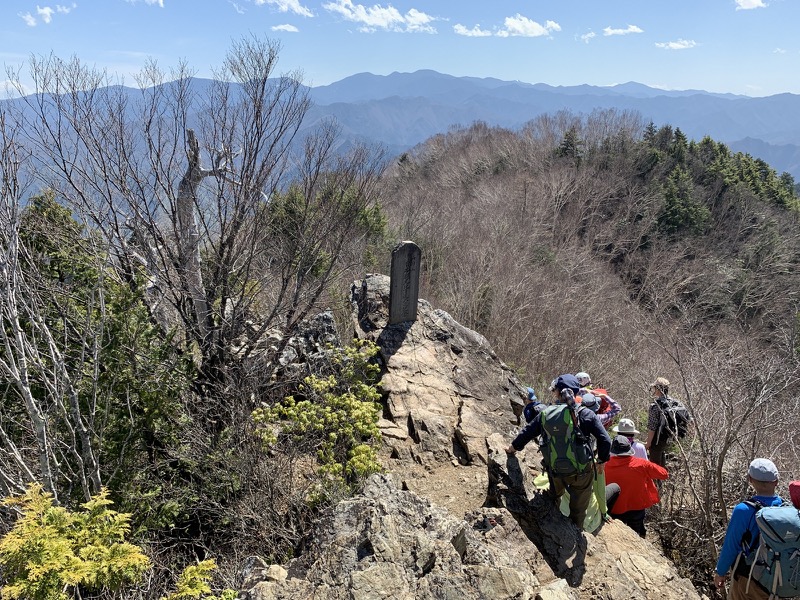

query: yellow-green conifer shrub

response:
[0,484,150,600]
[160,560,237,600]
[253,339,383,488]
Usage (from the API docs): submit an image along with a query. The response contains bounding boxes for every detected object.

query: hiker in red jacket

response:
[604,435,669,537]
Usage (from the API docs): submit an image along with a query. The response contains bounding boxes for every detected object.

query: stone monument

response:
[389,241,421,324]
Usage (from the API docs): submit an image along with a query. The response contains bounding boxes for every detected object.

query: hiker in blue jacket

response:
[523,387,544,423]
[506,374,611,528]
[714,458,782,599]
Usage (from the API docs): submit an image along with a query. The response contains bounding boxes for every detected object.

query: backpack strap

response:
[739,499,763,552]
[568,405,594,463]
[731,499,764,581]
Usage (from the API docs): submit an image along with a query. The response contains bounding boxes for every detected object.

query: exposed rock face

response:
[351,273,527,513]
[245,474,562,600]
[242,274,704,599]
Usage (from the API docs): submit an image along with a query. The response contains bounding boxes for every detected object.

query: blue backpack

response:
[739,503,800,598]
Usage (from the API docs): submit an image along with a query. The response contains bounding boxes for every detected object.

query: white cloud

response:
[19,12,37,26]
[37,6,55,23]
[229,1,246,13]
[603,24,643,36]
[124,0,165,7]
[453,23,492,37]
[580,31,596,43]
[272,23,299,32]
[18,4,76,26]
[322,0,436,33]
[655,38,697,50]
[496,14,560,38]
[773,47,786,54]
[405,8,435,33]
[735,0,767,9]
[1,79,33,99]
[255,0,313,18]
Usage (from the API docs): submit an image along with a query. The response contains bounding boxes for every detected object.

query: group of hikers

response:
[504,372,800,599]
[506,372,678,537]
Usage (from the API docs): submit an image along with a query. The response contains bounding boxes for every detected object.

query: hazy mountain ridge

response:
[4,69,798,178]
[308,70,800,179]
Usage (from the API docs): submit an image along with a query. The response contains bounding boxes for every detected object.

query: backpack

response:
[540,403,593,475]
[524,401,545,423]
[738,502,800,598]
[653,396,692,444]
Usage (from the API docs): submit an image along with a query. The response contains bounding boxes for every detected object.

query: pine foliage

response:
[0,485,150,600]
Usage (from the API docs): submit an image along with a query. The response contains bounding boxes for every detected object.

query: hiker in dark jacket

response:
[506,374,611,528]
[645,376,671,467]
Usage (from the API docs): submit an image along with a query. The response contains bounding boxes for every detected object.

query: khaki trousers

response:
[551,469,594,528]
[728,573,770,600]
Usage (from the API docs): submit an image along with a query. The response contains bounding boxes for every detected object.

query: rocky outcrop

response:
[245,473,563,600]
[241,274,705,599]
[351,273,527,512]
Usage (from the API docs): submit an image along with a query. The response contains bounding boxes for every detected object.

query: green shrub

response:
[0,485,237,600]
[252,339,383,488]
[161,559,237,600]
[0,484,150,600]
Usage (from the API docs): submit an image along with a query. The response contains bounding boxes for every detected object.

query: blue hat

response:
[527,387,537,401]
[554,374,580,394]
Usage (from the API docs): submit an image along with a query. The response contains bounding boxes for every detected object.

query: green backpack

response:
[540,404,594,475]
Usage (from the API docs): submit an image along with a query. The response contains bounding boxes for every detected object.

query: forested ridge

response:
[382,112,800,594]
[0,39,798,598]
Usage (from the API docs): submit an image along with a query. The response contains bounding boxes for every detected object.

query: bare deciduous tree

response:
[4,36,385,414]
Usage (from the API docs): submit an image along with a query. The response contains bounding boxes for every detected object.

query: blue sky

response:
[2,0,797,97]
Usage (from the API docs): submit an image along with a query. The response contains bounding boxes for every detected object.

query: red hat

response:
[790,481,800,509]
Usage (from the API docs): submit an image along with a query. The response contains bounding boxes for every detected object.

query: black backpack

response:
[653,396,692,444]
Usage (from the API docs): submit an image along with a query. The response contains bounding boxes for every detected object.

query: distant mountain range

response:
[4,69,800,180]
[305,69,800,180]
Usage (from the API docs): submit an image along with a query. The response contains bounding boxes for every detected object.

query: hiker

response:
[576,371,593,392]
[714,458,783,599]
[611,418,648,459]
[645,377,675,467]
[523,387,544,423]
[576,371,621,428]
[580,391,621,430]
[506,373,611,528]
[603,435,669,537]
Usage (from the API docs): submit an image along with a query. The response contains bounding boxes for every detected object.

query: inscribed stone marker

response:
[389,241,421,324]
